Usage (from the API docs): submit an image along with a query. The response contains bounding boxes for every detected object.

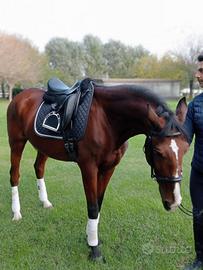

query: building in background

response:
[102,79,181,99]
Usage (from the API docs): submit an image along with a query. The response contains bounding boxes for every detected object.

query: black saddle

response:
[35,77,94,161]
[43,78,82,131]
[44,78,79,106]
[47,77,80,95]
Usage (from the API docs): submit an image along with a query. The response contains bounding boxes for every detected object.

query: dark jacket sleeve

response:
[183,101,195,144]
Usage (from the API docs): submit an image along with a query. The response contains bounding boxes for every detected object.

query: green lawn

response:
[0,99,194,270]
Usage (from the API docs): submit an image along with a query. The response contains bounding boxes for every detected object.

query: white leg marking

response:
[37,178,53,208]
[171,183,182,210]
[169,139,179,177]
[86,214,100,246]
[12,186,22,221]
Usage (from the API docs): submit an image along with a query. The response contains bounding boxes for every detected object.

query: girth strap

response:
[64,139,77,161]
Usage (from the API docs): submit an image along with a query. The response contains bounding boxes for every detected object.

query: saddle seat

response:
[44,77,79,105]
[47,77,78,95]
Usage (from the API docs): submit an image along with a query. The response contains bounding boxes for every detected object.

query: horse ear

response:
[175,97,188,123]
[147,104,165,129]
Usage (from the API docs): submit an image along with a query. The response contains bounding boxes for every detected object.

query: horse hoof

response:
[12,212,22,221]
[89,246,106,263]
[43,200,53,208]
[98,239,103,246]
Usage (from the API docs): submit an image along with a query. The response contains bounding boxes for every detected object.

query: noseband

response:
[144,132,182,183]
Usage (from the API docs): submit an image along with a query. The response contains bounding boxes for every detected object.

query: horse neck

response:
[95,85,154,146]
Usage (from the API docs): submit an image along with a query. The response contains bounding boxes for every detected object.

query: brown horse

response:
[7,79,189,260]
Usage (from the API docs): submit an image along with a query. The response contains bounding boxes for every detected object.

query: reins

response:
[178,203,193,217]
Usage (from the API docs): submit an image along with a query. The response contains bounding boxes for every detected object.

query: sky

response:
[1,0,203,56]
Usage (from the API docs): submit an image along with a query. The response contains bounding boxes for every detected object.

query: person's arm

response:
[183,101,195,144]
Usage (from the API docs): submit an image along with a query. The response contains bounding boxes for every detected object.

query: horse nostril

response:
[163,201,171,211]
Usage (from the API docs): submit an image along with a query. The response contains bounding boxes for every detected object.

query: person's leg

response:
[185,168,203,269]
[190,167,203,262]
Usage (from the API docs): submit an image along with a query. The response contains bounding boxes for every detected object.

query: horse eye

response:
[153,150,166,159]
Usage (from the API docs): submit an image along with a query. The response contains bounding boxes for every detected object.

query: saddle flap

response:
[62,91,81,130]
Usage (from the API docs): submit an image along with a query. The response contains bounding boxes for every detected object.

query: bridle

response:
[144,132,194,217]
[143,132,182,183]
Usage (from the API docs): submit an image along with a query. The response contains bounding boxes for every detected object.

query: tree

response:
[82,35,107,78]
[134,53,191,89]
[171,34,203,97]
[134,54,160,78]
[104,40,149,78]
[0,32,44,100]
[45,38,84,84]
[45,35,150,81]
[104,40,129,77]
[125,45,150,77]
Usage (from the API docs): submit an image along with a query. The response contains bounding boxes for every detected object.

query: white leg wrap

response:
[12,186,22,221]
[37,178,52,208]
[86,214,100,246]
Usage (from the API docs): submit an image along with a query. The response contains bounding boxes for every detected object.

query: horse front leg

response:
[34,151,53,208]
[97,167,115,212]
[88,167,115,239]
[80,163,103,261]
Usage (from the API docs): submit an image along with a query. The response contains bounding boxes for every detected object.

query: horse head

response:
[144,97,189,211]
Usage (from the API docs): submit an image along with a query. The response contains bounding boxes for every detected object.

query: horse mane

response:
[93,81,189,140]
[125,85,188,139]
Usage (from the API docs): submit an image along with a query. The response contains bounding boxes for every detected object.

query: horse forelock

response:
[152,106,189,141]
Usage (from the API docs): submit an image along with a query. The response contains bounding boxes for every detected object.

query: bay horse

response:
[7,79,189,261]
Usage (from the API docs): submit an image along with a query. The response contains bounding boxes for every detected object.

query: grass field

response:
[0,99,195,270]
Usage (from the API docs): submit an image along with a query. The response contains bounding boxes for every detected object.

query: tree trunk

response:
[1,80,6,98]
[8,83,13,102]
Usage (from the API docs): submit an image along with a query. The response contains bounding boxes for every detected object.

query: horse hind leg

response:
[10,139,27,221]
[34,151,53,208]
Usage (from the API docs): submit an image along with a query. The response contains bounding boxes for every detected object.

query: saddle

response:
[37,77,94,161]
[43,78,81,131]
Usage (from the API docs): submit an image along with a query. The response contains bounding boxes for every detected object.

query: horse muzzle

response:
[160,181,182,211]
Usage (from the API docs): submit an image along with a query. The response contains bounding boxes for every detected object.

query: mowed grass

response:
[0,99,194,270]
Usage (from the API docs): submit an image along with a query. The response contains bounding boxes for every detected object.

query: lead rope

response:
[178,203,193,217]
